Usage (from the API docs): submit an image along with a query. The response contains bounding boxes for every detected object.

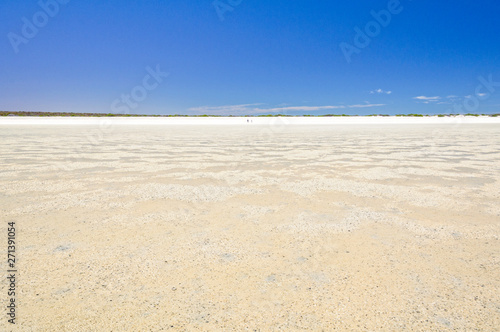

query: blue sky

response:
[1,0,499,115]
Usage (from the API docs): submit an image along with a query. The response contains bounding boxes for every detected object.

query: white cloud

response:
[187,103,263,115]
[444,93,487,101]
[413,96,441,102]
[188,103,385,115]
[348,104,385,108]
[370,89,392,95]
[264,105,345,112]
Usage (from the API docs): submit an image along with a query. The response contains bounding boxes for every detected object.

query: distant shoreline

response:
[2,116,500,125]
[1,111,499,118]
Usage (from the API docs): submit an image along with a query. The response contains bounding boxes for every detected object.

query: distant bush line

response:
[1,111,498,117]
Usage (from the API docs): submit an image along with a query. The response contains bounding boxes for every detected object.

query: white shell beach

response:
[1,118,499,330]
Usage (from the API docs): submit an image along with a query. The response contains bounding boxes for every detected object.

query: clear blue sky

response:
[1,0,499,115]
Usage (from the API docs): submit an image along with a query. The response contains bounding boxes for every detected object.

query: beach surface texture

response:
[1,117,499,330]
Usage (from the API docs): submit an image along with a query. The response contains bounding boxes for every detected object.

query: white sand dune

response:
[1,122,499,330]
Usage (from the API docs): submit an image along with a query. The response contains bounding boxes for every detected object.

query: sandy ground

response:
[1,122,499,331]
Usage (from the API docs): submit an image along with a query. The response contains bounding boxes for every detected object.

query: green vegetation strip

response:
[1,111,499,117]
